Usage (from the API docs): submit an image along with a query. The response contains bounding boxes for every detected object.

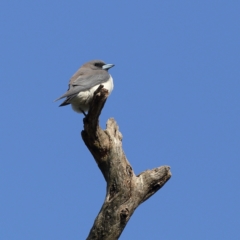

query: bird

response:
[54,60,114,115]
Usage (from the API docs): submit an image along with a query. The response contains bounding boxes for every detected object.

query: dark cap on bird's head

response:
[81,60,114,71]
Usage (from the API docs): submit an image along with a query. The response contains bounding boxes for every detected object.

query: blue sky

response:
[1,1,239,239]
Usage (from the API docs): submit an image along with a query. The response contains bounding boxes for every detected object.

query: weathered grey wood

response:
[81,85,171,240]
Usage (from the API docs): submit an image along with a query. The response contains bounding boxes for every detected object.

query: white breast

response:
[70,75,114,113]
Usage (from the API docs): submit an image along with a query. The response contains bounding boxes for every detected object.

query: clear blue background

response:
[1,1,239,239]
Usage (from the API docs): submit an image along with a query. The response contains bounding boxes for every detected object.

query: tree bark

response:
[81,85,171,240]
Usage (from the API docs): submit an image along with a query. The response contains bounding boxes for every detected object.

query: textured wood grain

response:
[81,85,171,240]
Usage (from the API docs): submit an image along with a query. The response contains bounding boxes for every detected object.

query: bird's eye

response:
[94,63,102,67]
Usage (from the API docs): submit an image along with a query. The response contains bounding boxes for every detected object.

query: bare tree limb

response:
[81,85,171,240]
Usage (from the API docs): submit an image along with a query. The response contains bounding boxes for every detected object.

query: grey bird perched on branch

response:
[54,60,114,116]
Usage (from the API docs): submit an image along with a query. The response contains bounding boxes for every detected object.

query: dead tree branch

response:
[81,85,171,240]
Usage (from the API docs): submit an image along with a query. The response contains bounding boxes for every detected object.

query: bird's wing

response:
[54,71,109,102]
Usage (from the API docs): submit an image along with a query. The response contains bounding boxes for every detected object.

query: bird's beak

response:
[102,64,115,70]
